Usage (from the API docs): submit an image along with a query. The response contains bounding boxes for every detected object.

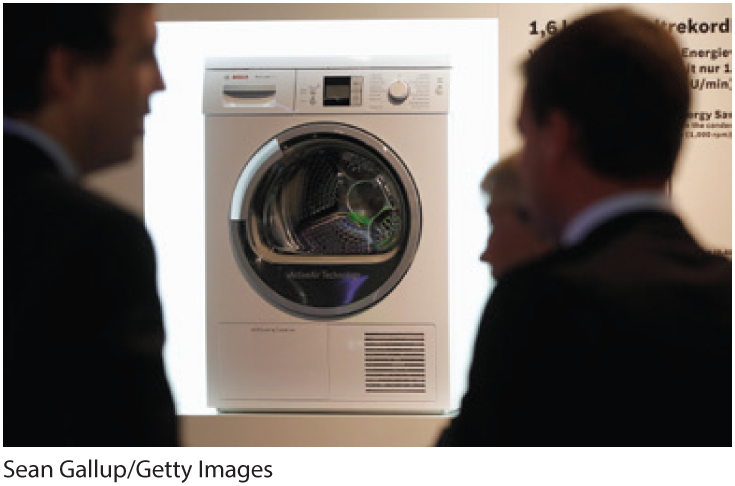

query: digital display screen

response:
[324,76,351,106]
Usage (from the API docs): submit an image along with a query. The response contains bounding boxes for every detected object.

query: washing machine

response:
[204,55,451,413]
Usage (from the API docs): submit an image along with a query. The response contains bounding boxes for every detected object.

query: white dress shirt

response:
[4,117,78,181]
[561,191,674,247]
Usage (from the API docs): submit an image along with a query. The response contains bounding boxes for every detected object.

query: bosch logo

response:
[232,75,249,80]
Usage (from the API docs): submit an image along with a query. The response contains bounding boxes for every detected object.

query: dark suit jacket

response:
[438,210,731,446]
[3,132,178,446]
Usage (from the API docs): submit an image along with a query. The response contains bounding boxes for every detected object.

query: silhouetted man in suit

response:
[438,8,731,446]
[4,4,178,446]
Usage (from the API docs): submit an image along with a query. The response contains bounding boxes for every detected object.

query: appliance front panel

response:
[216,322,436,407]
[205,113,450,412]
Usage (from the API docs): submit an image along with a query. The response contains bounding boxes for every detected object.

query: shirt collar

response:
[4,117,79,181]
[561,191,673,247]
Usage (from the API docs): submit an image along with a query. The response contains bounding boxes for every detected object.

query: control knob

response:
[388,80,410,104]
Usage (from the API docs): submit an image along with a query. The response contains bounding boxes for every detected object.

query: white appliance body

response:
[204,56,451,412]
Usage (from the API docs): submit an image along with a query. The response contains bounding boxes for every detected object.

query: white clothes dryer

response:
[204,56,451,412]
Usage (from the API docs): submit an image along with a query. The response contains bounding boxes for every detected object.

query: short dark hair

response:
[3,4,121,117]
[522,9,690,180]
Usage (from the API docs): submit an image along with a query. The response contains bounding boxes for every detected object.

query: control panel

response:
[203,66,450,115]
[295,69,450,113]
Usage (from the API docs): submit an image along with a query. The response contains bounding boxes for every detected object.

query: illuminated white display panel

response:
[145,19,497,414]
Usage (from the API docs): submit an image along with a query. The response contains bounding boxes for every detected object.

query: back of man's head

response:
[522,8,690,181]
[3,4,121,117]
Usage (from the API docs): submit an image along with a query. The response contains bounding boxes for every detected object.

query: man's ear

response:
[542,109,577,168]
[44,46,84,102]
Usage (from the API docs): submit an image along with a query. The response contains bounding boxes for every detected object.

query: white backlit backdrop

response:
[145,19,497,414]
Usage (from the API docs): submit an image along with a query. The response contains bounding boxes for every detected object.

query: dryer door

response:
[231,122,421,318]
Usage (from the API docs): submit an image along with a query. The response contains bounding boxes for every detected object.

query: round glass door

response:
[230,122,421,318]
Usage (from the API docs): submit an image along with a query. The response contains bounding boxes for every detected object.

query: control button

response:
[388,80,410,104]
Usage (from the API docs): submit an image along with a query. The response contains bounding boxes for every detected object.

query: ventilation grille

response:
[364,332,426,394]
